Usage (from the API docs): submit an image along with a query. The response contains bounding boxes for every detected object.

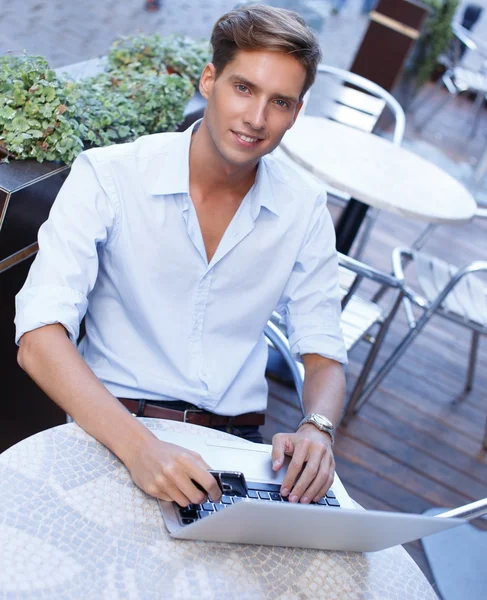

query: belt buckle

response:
[183,408,204,423]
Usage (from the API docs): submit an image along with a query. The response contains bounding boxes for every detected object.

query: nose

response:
[244,98,266,131]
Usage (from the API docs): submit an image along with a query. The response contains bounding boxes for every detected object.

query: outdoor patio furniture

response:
[280,114,477,249]
[414,23,487,137]
[346,209,487,448]
[0,418,438,599]
[290,64,405,257]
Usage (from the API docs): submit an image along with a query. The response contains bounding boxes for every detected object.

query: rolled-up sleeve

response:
[15,152,118,344]
[277,194,347,364]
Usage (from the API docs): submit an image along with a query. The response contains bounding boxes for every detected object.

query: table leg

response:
[334,198,369,254]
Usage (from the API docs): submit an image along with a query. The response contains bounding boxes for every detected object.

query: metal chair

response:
[264,320,305,417]
[415,23,487,137]
[348,208,487,449]
[267,253,407,424]
[298,64,406,259]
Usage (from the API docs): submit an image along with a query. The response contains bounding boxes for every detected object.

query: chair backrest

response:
[303,65,405,146]
[443,23,487,72]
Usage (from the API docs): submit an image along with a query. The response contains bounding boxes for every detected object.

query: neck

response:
[189,118,259,198]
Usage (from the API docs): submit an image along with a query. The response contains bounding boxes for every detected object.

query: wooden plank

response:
[364,388,487,464]
[333,455,431,514]
[357,403,487,484]
[335,432,469,508]
[348,358,487,441]
[343,414,487,500]
[350,324,487,412]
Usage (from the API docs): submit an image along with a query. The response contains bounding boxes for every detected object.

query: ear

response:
[199,63,217,100]
[288,99,304,129]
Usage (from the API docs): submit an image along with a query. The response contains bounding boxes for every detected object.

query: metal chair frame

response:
[415,23,487,137]
[350,238,487,449]
[300,64,406,259]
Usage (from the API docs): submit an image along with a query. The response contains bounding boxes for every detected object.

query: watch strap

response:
[297,414,335,445]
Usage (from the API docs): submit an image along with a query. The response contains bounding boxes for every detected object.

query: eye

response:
[236,84,250,93]
[274,99,289,108]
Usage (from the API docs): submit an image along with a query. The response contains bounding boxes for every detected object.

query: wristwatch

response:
[297,413,335,446]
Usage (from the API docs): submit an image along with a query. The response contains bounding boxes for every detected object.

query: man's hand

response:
[271,424,334,504]
[124,436,222,507]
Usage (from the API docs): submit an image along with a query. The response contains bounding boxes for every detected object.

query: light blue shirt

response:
[15,121,347,415]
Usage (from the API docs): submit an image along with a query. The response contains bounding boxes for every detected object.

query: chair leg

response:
[415,87,455,132]
[464,330,480,393]
[352,296,440,413]
[469,92,485,138]
[342,293,404,424]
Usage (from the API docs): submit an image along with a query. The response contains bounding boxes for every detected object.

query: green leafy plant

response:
[0,33,209,164]
[108,33,210,87]
[409,0,459,86]
[74,66,194,149]
[0,54,84,163]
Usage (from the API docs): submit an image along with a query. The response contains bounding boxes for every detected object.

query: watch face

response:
[313,414,333,429]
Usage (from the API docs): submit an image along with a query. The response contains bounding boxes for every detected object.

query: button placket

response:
[189,269,213,397]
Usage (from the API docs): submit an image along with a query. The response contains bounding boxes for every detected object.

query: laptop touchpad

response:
[205,439,288,483]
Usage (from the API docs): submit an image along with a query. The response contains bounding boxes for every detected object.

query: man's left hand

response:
[271,424,334,504]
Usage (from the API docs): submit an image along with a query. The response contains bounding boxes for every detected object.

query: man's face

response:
[199,49,306,169]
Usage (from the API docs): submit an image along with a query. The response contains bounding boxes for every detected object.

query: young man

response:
[15,5,347,509]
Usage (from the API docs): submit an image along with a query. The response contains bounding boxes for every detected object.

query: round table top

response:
[281,115,477,224]
[0,419,437,599]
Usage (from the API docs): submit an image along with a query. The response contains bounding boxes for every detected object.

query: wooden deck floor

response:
[262,191,487,586]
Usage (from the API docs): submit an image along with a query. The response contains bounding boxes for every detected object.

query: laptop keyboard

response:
[178,481,341,525]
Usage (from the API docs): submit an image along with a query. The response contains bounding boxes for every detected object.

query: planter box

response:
[0,160,70,272]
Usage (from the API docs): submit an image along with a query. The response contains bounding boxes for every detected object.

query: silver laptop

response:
[155,430,466,552]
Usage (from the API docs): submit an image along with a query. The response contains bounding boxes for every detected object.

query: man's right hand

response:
[124,436,222,507]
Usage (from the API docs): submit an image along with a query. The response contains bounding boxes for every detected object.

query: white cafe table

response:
[281,115,477,253]
[0,418,437,599]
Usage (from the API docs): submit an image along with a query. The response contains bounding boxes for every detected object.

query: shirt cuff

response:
[290,333,348,365]
[15,285,88,345]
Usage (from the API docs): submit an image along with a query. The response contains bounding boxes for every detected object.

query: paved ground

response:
[2,0,487,201]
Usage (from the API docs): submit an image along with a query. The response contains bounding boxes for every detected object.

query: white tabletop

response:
[0,419,437,599]
[281,115,477,224]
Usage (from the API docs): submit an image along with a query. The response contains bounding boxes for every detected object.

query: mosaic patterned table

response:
[0,419,437,599]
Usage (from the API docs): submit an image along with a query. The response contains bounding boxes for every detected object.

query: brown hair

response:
[210,4,322,99]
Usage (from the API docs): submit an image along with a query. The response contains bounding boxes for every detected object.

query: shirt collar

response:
[148,119,279,217]
[249,157,279,218]
[148,120,196,196]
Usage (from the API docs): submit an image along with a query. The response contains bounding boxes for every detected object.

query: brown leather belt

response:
[119,398,265,428]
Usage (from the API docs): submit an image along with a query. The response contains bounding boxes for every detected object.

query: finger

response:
[280,443,309,498]
[313,470,335,503]
[174,451,220,502]
[290,452,323,503]
[154,481,191,507]
[271,434,288,472]
[189,467,222,503]
[299,460,332,504]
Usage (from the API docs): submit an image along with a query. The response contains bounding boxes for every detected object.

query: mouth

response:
[232,131,265,148]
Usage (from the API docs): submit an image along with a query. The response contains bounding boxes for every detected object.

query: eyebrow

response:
[229,74,300,105]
